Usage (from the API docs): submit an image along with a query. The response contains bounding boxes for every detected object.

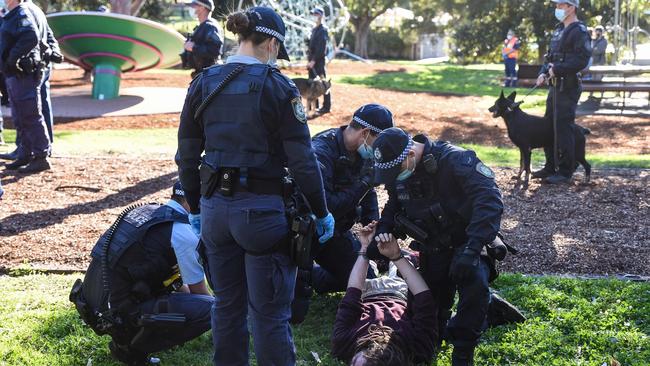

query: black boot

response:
[17,157,51,173]
[317,93,331,114]
[0,149,18,161]
[543,173,571,184]
[487,292,526,327]
[452,346,475,366]
[109,341,150,366]
[5,155,30,170]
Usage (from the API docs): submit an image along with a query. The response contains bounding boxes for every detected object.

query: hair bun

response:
[226,12,251,35]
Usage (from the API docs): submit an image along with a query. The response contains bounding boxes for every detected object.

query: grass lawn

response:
[2,129,648,169]
[0,273,648,365]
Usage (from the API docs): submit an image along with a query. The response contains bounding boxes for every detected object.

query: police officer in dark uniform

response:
[69,182,213,366]
[290,104,393,324]
[371,127,504,366]
[182,0,222,78]
[533,0,591,184]
[176,6,334,364]
[0,0,51,173]
[307,6,331,115]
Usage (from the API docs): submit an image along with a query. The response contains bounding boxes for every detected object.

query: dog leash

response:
[517,83,540,105]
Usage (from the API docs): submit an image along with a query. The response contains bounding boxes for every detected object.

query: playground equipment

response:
[47,12,185,100]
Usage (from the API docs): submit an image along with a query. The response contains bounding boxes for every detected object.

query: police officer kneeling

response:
[371,128,506,366]
[70,182,213,365]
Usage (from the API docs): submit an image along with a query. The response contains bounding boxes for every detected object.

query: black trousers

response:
[543,81,582,176]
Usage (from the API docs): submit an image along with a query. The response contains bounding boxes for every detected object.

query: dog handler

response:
[307,6,331,115]
[534,0,591,184]
[176,6,335,364]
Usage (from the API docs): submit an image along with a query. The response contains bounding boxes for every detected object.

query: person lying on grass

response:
[331,222,438,365]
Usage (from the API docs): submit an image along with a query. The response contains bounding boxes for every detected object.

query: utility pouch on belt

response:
[289,212,316,270]
[200,163,219,198]
[394,213,429,243]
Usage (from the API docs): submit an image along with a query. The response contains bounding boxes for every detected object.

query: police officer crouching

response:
[0,0,51,173]
[533,0,591,184]
[371,128,507,366]
[181,0,222,78]
[176,6,334,364]
[69,182,213,365]
[291,104,393,323]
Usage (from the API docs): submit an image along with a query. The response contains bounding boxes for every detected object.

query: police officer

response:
[176,6,334,364]
[182,0,222,78]
[371,127,504,366]
[26,0,63,146]
[533,0,591,184]
[70,182,213,365]
[291,104,393,323]
[307,6,331,115]
[0,0,51,172]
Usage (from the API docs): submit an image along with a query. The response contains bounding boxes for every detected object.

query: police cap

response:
[188,0,214,11]
[551,0,579,7]
[311,7,325,16]
[372,127,413,185]
[247,6,290,61]
[352,104,394,134]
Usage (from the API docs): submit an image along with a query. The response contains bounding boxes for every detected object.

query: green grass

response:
[0,273,648,365]
[3,128,648,169]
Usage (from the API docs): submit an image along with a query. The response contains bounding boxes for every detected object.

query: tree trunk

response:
[353,18,372,59]
[131,0,147,16]
[110,0,131,15]
[537,43,547,64]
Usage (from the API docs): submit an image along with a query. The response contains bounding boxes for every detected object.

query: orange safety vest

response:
[503,37,519,59]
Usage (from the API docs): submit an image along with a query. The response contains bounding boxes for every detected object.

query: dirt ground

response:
[0,157,648,275]
[43,67,650,154]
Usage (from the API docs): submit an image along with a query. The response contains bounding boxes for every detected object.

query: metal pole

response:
[552,77,559,173]
[614,0,620,63]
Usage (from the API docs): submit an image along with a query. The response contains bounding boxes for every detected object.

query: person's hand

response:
[359,159,375,188]
[535,74,547,87]
[375,233,401,260]
[307,60,315,69]
[449,247,480,284]
[188,213,201,236]
[184,41,194,52]
[315,212,335,244]
[356,221,377,251]
[548,64,556,79]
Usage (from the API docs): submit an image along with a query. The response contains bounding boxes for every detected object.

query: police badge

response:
[374,148,382,161]
[291,97,307,124]
[476,162,495,179]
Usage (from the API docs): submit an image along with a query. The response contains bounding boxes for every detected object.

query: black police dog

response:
[489,90,591,188]
[292,77,331,114]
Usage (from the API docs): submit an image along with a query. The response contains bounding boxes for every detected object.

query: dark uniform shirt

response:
[591,36,607,65]
[376,135,503,254]
[0,4,40,77]
[177,57,327,217]
[25,1,60,65]
[312,127,378,233]
[541,21,592,77]
[190,18,222,71]
[308,24,328,62]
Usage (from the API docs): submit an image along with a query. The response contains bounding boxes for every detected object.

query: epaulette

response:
[271,68,297,89]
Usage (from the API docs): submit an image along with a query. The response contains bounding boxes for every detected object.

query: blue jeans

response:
[6,74,49,158]
[132,293,214,355]
[201,192,297,366]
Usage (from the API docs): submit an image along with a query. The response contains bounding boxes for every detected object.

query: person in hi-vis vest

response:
[502,30,521,87]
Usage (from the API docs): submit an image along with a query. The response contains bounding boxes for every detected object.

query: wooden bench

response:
[581,82,650,107]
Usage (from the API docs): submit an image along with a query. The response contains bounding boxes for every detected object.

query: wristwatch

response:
[358,251,369,260]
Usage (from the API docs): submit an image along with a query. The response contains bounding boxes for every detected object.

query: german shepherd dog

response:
[292,77,331,113]
[489,90,591,188]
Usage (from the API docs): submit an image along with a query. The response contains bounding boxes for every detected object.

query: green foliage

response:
[1,273,649,365]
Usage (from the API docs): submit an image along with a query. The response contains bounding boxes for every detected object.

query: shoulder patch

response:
[291,97,307,124]
[476,162,495,179]
[21,18,32,27]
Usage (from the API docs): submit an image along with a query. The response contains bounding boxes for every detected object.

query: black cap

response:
[188,0,213,11]
[172,181,185,198]
[352,104,394,134]
[372,127,413,185]
[311,7,324,16]
[247,7,290,61]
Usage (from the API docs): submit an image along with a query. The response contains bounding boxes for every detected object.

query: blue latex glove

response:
[188,213,201,236]
[315,212,335,244]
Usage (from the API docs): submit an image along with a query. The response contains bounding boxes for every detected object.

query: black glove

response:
[449,247,480,284]
[359,159,375,188]
[51,52,64,64]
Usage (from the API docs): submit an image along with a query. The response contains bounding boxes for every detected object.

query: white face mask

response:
[507,34,513,40]
[188,7,196,18]
[267,40,278,67]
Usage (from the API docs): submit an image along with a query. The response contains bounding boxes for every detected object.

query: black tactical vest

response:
[548,21,585,63]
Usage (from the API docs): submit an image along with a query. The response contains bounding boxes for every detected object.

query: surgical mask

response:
[555,8,567,22]
[188,7,196,18]
[267,40,278,67]
[507,35,513,40]
[357,134,373,159]
[396,155,415,181]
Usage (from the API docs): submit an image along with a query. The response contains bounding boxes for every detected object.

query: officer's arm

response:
[359,189,380,225]
[192,26,223,59]
[449,151,503,253]
[314,28,328,60]
[176,75,206,214]
[312,140,370,218]
[8,15,39,65]
[366,187,399,259]
[279,91,328,218]
[171,221,211,295]
[46,24,61,54]
[552,26,592,76]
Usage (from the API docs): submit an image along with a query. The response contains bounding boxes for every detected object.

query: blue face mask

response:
[555,8,567,22]
[357,134,373,159]
[396,156,415,181]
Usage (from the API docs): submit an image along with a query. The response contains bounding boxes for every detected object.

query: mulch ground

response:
[1,157,648,275]
[39,66,650,154]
